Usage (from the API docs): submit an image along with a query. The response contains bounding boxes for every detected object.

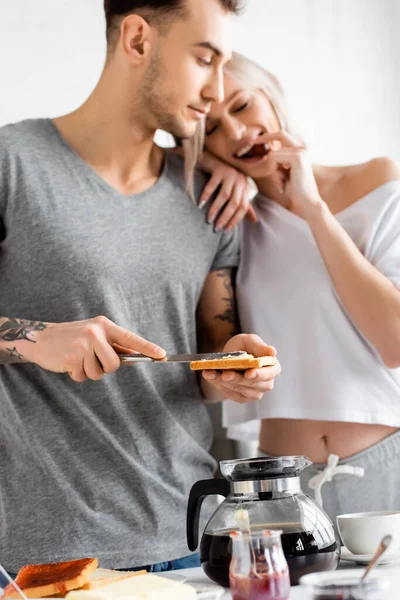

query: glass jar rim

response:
[230,529,284,540]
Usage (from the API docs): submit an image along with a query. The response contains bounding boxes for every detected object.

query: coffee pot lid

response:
[220,456,312,481]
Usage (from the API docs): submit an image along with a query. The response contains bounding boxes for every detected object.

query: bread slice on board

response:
[3,558,98,598]
[82,568,147,590]
[66,573,196,600]
[190,353,276,371]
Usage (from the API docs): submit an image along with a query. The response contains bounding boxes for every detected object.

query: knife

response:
[119,351,247,365]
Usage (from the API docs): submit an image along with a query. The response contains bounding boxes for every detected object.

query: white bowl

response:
[337,510,400,555]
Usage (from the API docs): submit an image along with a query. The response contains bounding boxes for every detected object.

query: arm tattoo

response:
[0,318,48,364]
[0,346,26,364]
[215,269,240,335]
[0,318,48,342]
[6,347,24,359]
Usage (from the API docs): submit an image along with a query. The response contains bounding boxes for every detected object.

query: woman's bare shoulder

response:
[316,159,400,211]
[342,157,400,198]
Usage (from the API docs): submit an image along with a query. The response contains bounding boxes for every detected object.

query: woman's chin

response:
[233,158,269,179]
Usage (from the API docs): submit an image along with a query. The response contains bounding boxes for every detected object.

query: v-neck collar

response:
[46,118,168,200]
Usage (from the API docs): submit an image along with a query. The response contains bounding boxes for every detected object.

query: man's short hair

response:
[104,0,242,47]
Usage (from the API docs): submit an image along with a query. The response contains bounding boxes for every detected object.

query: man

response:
[0,0,280,572]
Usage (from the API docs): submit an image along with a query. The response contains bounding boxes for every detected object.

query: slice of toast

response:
[3,558,98,599]
[190,353,276,371]
[81,568,147,590]
[66,574,197,600]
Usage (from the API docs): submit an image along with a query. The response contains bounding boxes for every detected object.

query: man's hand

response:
[201,334,281,404]
[19,316,166,382]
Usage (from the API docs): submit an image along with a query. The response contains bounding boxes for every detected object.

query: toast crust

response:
[190,354,276,371]
[3,558,98,599]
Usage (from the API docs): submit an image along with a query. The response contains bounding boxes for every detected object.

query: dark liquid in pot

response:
[200,529,339,587]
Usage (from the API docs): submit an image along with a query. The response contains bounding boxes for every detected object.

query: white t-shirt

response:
[224,181,400,441]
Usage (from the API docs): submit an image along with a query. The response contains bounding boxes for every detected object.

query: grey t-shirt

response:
[0,119,239,571]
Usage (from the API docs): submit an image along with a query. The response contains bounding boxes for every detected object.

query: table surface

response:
[174,561,400,599]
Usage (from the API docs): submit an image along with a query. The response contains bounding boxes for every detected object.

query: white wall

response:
[0,0,105,123]
[0,0,398,163]
[231,0,400,164]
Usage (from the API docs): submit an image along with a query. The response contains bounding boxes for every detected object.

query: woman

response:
[190,52,400,522]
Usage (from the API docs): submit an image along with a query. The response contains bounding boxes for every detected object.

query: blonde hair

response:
[184,51,301,199]
[182,127,204,201]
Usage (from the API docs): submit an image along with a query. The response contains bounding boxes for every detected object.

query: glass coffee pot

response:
[187,456,339,587]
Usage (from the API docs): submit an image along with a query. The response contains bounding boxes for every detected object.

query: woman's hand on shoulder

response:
[198,151,258,232]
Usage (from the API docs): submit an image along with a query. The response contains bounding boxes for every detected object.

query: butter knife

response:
[119,351,247,364]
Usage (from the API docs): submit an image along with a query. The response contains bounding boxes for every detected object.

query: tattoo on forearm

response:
[0,346,26,364]
[215,269,240,334]
[0,318,48,364]
[7,346,24,359]
[0,318,48,342]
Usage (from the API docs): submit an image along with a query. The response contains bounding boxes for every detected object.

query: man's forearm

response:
[198,270,241,402]
[196,267,241,402]
[0,317,48,364]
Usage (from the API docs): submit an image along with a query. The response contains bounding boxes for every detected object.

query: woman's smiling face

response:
[204,74,281,179]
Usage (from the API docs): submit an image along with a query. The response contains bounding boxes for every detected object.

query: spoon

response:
[235,508,261,578]
[358,534,392,587]
[0,563,28,600]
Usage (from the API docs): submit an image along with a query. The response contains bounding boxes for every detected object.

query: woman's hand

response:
[258,130,324,220]
[198,151,258,231]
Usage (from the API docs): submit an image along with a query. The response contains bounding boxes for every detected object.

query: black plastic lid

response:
[220,456,311,481]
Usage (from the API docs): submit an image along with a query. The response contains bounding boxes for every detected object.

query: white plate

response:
[157,574,224,599]
[155,572,188,583]
[340,546,400,565]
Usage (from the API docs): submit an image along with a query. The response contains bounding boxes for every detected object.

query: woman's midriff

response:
[259,419,399,463]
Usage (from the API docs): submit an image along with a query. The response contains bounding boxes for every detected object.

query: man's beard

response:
[140,51,196,139]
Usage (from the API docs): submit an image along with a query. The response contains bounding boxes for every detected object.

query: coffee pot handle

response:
[186,478,230,551]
